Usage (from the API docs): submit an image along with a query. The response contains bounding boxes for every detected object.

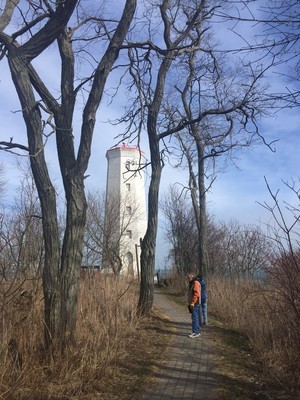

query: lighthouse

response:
[104,144,147,276]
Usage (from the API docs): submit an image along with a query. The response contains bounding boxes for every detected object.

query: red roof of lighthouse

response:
[107,143,144,154]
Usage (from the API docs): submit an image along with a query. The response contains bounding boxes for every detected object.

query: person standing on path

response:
[187,273,201,338]
[198,275,208,326]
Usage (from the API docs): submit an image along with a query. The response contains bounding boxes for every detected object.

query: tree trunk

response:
[196,141,208,277]
[60,180,87,349]
[8,55,62,350]
[138,137,162,316]
[137,53,173,315]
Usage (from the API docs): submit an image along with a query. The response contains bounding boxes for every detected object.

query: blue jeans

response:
[199,299,208,325]
[191,304,200,334]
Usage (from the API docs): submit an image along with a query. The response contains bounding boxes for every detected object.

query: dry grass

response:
[0,274,171,400]
[209,276,300,400]
[2,272,299,400]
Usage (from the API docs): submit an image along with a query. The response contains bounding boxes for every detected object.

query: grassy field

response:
[0,275,298,399]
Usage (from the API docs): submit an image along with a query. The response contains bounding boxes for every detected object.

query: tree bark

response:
[196,140,208,277]
[138,137,162,316]
[138,52,173,316]
[8,54,62,349]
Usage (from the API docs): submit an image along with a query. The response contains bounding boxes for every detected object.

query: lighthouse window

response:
[126,230,132,239]
[126,183,131,191]
[126,206,132,215]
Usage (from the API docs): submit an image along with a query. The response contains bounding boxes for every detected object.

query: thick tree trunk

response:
[138,142,162,316]
[8,55,62,350]
[60,181,87,349]
[137,54,173,316]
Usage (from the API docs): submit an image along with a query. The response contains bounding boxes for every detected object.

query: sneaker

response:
[188,332,201,338]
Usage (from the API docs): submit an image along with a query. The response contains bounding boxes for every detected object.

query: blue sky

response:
[1,1,299,267]
[208,110,300,224]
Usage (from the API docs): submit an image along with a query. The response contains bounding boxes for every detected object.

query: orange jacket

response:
[188,279,201,305]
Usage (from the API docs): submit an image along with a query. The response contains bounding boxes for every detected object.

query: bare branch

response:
[0,140,29,152]
[0,0,20,31]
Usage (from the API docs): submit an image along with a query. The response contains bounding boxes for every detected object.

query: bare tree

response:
[115,0,220,316]
[0,162,43,280]
[82,190,106,271]
[216,219,271,281]
[84,190,144,275]
[161,185,269,280]
[161,186,198,274]
[164,14,275,276]
[0,166,43,348]
[0,0,137,353]
[257,178,300,389]
[217,0,300,107]
[110,0,275,314]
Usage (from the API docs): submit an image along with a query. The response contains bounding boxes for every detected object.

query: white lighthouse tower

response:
[104,144,147,276]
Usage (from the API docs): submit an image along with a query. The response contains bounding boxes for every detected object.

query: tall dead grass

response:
[209,276,300,397]
[0,273,143,399]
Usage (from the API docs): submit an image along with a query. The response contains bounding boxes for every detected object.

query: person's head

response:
[187,273,194,282]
